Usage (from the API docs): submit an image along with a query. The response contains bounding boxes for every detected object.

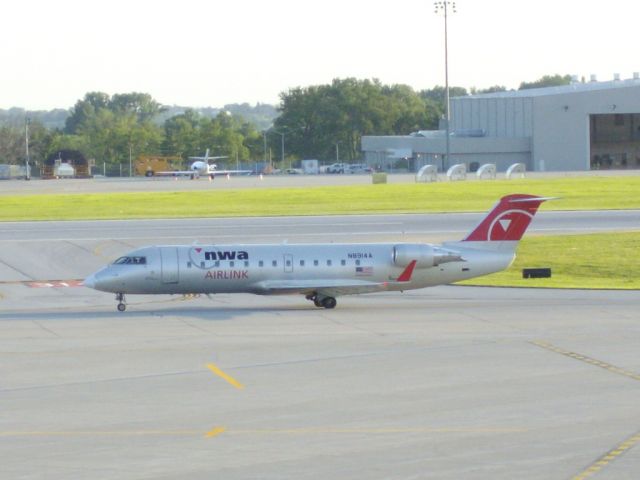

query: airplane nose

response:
[83,273,96,289]
[82,268,123,292]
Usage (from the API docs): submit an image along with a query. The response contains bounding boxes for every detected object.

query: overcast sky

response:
[1,0,637,110]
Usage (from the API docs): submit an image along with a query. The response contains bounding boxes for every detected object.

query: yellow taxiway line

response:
[206,362,245,389]
[572,431,640,480]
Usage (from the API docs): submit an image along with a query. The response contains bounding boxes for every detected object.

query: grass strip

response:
[1,176,640,221]
[460,231,640,289]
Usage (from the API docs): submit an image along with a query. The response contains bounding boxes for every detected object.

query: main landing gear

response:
[306,293,337,309]
[116,293,126,312]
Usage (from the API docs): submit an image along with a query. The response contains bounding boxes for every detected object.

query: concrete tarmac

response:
[1,285,640,480]
[1,206,640,479]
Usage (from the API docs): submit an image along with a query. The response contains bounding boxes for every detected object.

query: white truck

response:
[326,163,348,173]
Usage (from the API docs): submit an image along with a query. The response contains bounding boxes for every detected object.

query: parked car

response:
[347,163,373,174]
[326,163,348,173]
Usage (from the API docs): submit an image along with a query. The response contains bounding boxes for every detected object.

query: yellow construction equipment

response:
[135,156,184,177]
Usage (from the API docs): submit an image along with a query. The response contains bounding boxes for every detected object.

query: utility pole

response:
[434,1,456,172]
[263,131,267,168]
[25,117,31,180]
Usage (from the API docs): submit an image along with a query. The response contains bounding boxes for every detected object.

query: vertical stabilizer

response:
[457,194,551,251]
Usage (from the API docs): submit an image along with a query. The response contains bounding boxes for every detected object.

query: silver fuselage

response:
[85,242,513,296]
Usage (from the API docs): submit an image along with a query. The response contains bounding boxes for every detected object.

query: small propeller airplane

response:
[84,194,551,311]
[152,149,251,179]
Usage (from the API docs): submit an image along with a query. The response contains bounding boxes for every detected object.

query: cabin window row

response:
[187,259,363,268]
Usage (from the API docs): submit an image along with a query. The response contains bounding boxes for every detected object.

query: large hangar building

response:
[361,75,640,172]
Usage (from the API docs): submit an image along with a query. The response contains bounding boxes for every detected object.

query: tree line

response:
[0,74,571,170]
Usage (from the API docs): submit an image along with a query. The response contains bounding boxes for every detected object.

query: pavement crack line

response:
[32,320,62,338]
[65,240,94,255]
[0,258,35,281]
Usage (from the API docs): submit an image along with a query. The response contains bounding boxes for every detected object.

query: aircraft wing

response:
[153,170,199,177]
[188,156,228,161]
[252,278,390,297]
[253,260,418,297]
[210,169,253,175]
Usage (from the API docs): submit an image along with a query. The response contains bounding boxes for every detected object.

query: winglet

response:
[396,260,417,282]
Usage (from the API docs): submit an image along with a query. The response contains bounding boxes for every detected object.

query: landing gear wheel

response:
[115,293,126,312]
[321,297,337,309]
[306,293,323,308]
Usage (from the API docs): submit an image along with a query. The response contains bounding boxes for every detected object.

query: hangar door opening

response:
[590,114,640,169]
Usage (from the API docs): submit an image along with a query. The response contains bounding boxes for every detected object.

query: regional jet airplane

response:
[84,194,549,311]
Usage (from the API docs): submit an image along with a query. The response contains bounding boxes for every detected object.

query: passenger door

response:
[160,247,179,284]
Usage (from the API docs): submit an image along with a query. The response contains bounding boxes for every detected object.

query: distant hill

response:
[1,103,279,131]
[0,107,69,129]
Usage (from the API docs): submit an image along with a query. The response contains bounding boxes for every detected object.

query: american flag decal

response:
[355,266,373,276]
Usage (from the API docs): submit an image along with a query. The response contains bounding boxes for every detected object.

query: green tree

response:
[470,85,508,94]
[0,120,53,168]
[63,91,164,171]
[0,125,25,164]
[64,92,110,134]
[519,74,571,90]
[109,92,165,122]
[275,78,435,161]
[162,110,259,165]
[418,85,469,132]
[163,109,201,157]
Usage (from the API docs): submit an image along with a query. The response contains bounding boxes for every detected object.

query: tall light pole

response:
[263,130,268,168]
[267,128,288,169]
[129,141,133,177]
[434,1,456,171]
[274,130,285,167]
[25,117,31,180]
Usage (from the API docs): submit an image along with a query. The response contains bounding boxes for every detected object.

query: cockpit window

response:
[113,256,146,265]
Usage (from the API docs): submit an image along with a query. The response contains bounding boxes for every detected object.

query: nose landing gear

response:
[116,293,126,312]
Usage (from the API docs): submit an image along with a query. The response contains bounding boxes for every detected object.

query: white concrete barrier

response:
[476,163,496,180]
[415,164,438,183]
[446,164,467,181]
[506,163,526,179]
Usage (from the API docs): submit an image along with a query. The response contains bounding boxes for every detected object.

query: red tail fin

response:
[463,194,550,242]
